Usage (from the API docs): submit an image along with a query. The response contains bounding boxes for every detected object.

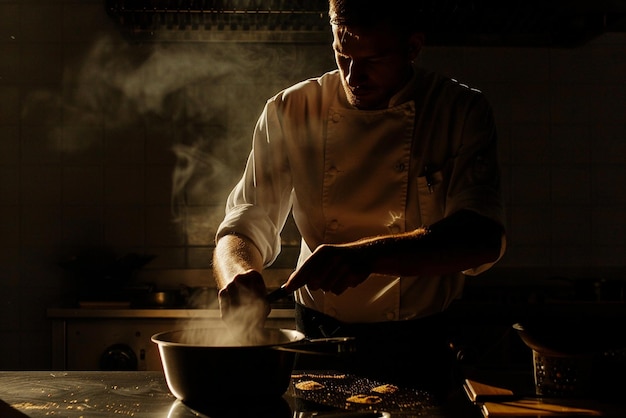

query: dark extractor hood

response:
[104,0,626,46]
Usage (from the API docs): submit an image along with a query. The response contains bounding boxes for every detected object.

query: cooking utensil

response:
[151,328,355,403]
[292,372,437,414]
[266,284,290,304]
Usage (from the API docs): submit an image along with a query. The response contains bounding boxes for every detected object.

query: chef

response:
[212,0,506,401]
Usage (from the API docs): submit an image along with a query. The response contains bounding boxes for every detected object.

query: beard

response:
[341,79,390,110]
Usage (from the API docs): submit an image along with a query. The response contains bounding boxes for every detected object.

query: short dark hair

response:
[328,0,426,35]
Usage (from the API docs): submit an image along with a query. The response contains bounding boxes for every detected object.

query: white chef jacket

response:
[216,67,506,323]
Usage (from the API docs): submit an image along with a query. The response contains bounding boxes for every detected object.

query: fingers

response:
[288,245,371,295]
[328,263,355,294]
[330,269,369,294]
[283,249,328,291]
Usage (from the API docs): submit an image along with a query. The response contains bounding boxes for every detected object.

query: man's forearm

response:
[212,233,264,290]
[352,210,504,277]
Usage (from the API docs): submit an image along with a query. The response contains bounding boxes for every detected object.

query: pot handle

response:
[266,284,291,303]
[274,336,356,356]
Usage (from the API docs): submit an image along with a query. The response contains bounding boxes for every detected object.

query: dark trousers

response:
[294,303,459,400]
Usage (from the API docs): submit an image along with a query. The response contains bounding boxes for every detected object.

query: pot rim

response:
[151,327,306,349]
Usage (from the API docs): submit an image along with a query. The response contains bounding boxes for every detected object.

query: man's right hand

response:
[284,243,372,295]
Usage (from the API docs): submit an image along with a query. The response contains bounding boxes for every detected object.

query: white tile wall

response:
[0,0,625,369]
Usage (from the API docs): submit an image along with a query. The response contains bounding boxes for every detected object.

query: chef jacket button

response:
[328,220,339,230]
[394,161,405,172]
[386,311,396,320]
[389,223,401,234]
[332,113,341,123]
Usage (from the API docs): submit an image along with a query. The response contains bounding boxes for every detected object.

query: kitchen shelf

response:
[47,307,295,319]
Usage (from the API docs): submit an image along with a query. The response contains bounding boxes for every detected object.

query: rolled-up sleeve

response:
[215,97,294,267]
[445,95,506,275]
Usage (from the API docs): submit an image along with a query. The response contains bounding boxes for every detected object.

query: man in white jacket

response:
[212,0,506,400]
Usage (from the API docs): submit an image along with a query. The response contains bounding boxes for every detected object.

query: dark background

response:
[0,0,625,369]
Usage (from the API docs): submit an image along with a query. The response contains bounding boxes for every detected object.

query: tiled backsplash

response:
[0,1,625,369]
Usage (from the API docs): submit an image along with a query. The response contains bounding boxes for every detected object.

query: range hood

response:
[104,0,626,46]
[105,0,331,43]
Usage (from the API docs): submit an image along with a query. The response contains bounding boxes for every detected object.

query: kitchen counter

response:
[1,370,625,417]
[0,370,480,418]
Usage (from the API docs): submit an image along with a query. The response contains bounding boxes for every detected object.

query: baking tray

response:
[290,371,437,414]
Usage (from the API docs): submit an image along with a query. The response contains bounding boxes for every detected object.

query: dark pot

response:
[151,328,353,403]
[513,317,626,357]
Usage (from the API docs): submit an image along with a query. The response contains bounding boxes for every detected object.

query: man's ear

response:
[409,32,425,61]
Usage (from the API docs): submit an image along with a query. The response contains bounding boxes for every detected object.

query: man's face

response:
[332,24,421,110]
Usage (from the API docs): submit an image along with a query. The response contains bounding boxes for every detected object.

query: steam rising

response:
[176,290,278,347]
[21,33,332,341]
[22,34,330,238]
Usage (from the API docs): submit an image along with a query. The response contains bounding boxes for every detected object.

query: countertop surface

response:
[0,370,480,418]
[1,370,625,417]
